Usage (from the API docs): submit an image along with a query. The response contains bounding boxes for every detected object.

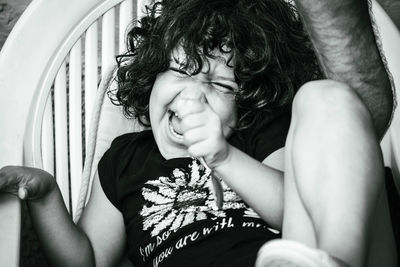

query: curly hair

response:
[112,0,322,129]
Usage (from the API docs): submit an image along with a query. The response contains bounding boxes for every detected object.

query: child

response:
[0,0,397,267]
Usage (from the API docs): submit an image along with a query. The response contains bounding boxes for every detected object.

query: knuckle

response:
[181,117,193,129]
[182,133,191,145]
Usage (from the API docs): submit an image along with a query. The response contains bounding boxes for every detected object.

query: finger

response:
[180,87,206,101]
[187,140,209,158]
[180,112,208,132]
[188,140,229,169]
[0,166,21,192]
[22,176,47,201]
[182,127,208,146]
[175,99,205,118]
[187,138,222,158]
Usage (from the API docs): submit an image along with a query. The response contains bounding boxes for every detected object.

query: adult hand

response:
[0,166,56,201]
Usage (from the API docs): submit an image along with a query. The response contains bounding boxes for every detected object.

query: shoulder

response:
[110,130,153,148]
[97,130,155,208]
[99,130,154,175]
[107,130,154,157]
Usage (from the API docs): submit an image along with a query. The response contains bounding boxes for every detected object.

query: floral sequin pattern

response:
[140,158,246,236]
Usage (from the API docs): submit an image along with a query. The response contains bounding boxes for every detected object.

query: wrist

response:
[213,143,233,171]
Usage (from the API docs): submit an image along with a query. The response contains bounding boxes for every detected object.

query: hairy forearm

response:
[215,145,284,229]
[295,0,393,138]
[27,187,95,267]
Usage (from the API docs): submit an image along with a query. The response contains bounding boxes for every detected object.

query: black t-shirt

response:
[98,108,291,267]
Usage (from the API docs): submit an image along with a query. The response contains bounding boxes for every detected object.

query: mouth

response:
[168,110,183,139]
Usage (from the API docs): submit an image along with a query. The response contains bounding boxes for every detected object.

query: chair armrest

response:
[0,194,21,267]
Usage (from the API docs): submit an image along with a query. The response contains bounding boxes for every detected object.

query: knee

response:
[292,80,372,124]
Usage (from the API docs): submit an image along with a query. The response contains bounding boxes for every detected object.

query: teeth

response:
[169,122,183,138]
[169,110,183,138]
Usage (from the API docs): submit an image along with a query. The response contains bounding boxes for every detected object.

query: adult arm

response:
[78,171,127,267]
[30,171,126,267]
[0,166,125,267]
[29,171,126,267]
[294,0,394,139]
[27,183,96,267]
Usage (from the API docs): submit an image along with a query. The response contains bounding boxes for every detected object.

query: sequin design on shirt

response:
[140,158,247,237]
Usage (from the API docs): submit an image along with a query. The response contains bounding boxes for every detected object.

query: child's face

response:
[149,46,239,159]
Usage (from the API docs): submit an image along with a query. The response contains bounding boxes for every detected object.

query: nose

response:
[179,86,207,103]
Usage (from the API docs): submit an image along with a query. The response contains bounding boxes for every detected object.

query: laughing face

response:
[149,47,239,159]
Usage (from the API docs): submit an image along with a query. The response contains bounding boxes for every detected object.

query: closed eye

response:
[211,82,235,94]
[169,67,235,94]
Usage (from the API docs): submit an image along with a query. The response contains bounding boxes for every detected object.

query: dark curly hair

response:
[113,0,322,129]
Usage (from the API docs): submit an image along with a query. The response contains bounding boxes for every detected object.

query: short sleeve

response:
[97,133,134,209]
[230,106,292,162]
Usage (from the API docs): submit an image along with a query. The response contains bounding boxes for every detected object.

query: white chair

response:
[0,0,148,266]
[0,1,399,267]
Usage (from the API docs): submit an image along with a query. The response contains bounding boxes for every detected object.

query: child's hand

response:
[0,166,56,201]
[175,88,230,168]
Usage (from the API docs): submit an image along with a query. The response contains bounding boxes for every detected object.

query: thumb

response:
[18,187,28,200]
[180,87,206,102]
[18,181,38,200]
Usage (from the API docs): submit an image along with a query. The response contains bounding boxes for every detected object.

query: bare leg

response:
[282,80,397,267]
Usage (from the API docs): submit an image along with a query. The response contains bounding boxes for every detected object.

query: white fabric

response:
[74,65,144,222]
